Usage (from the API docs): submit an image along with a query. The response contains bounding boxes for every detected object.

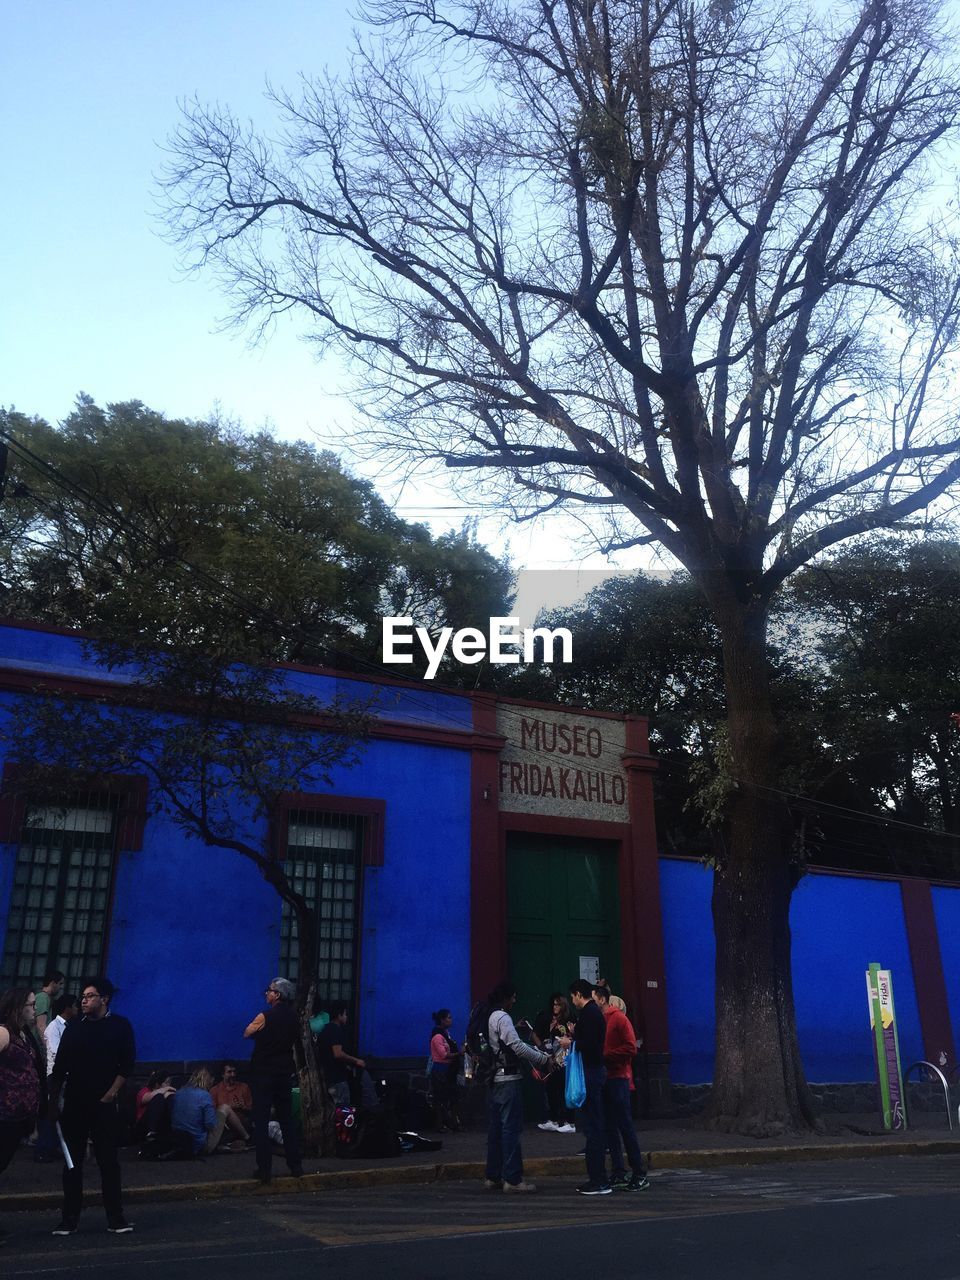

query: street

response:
[2,1156,959,1279]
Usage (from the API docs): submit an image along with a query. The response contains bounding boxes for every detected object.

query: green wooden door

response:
[506,832,621,1025]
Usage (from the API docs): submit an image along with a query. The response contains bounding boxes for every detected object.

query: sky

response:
[2,1,649,623]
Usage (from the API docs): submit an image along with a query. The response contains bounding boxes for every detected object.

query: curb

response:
[4,1137,960,1212]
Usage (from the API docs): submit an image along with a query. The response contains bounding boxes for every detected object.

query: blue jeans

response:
[581,1065,607,1186]
[485,1079,524,1185]
[603,1076,646,1177]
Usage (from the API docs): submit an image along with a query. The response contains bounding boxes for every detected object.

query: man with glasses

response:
[243,978,303,1183]
[48,977,135,1235]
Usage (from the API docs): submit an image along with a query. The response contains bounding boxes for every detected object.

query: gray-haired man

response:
[243,977,302,1183]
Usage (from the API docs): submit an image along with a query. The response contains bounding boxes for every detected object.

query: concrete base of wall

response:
[669,1079,953,1121]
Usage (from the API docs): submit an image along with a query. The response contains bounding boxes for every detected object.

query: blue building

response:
[1,617,958,1103]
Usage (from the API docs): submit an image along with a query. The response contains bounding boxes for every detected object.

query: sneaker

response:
[288,1165,304,1177]
[577,1182,613,1196]
[483,1179,503,1191]
[107,1218,134,1234]
[626,1174,650,1191]
[503,1180,537,1193]
[609,1172,631,1190]
[556,1123,576,1133]
[251,1168,271,1184]
[537,1120,559,1132]
[51,1221,78,1236]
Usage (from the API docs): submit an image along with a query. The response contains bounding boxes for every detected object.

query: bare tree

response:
[164,0,960,1132]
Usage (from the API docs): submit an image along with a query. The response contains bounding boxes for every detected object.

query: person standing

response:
[43,994,78,1078]
[33,972,65,1039]
[564,979,610,1195]
[592,984,649,1192]
[483,980,552,1194]
[533,994,576,1133]
[244,977,303,1183]
[428,1009,461,1132]
[49,977,135,1235]
[0,989,44,1245]
[35,994,78,1163]
[316,1002,365,1109]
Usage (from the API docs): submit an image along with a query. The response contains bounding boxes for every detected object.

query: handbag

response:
[564,1043,586,1109]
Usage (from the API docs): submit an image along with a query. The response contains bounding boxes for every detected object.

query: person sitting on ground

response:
[210,1062,252,1132]
[133,1070,177,1143]
[169,1067,250,1156]
[316,1003,364,1109]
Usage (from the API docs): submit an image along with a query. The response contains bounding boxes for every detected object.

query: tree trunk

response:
[703,598,820,1135]
[288,904,336,1156]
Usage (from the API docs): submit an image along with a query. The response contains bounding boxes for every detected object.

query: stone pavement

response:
[2,1113,958,1211]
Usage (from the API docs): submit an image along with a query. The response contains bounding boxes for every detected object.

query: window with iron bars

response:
[1,798,117,990]
[279,810,363,1014]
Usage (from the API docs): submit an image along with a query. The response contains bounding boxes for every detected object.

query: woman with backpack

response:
[428,1009,462,1132]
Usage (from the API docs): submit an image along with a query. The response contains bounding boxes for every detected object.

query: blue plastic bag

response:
[564,1043,586,1109]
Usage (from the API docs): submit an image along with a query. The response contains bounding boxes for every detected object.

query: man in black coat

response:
[565,979,611,1196]
[49,976,135,1235]
[243,976,303,1183]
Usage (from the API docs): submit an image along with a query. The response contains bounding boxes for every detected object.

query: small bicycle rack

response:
[904,1061,954,1130]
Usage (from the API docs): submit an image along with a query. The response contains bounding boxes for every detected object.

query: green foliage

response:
[789,537,960,873]
[0,396,513,678]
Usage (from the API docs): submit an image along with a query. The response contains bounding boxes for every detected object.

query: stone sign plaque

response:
[496,705,628,821]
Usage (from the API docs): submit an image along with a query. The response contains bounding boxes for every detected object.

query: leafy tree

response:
[165,0,960,1131]
[0,395,512,1146]
[789,538,960,874]
[0,397,513,677]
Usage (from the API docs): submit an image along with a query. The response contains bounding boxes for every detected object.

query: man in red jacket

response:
[593,983,649,1191]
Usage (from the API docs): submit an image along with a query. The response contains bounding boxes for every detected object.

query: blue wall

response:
[0,627,474,1064]
[659,858,715,1084]
[659,859,925,1084]
[791,874,923,1081]
[932,885,960,1063]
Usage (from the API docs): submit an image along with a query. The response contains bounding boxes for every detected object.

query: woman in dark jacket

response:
[0,987,45,1243]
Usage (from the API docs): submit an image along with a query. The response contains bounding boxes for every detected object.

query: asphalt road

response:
[2,1156,959,1280]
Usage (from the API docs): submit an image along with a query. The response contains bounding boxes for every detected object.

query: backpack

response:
[464,1001,501,1086]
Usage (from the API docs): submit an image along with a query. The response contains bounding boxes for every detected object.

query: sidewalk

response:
[3,1113,959,1211]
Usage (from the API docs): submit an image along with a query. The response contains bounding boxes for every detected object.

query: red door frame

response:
[469,696,669,1057]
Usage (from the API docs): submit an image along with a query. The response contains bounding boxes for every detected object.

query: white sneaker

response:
[537,1121,559,1132]
[557,1123,576,1133]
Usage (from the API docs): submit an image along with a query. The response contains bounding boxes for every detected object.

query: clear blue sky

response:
[3,1,357,437]
[1,1,639,607]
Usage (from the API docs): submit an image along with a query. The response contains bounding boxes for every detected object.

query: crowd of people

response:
[0,966,651,1243]
[0,972,306,1242]
[472,976,650,1196]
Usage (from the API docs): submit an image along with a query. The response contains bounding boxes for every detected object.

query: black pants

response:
[60,1099,123,1224]
[0,1117,33,1175]
[133,1093,171,1142]
[251,1072,300,1176]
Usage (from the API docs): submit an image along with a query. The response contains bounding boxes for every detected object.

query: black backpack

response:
[465,1000,501,1086]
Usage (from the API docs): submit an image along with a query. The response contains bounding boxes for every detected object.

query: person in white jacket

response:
[44,995,78,1077]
